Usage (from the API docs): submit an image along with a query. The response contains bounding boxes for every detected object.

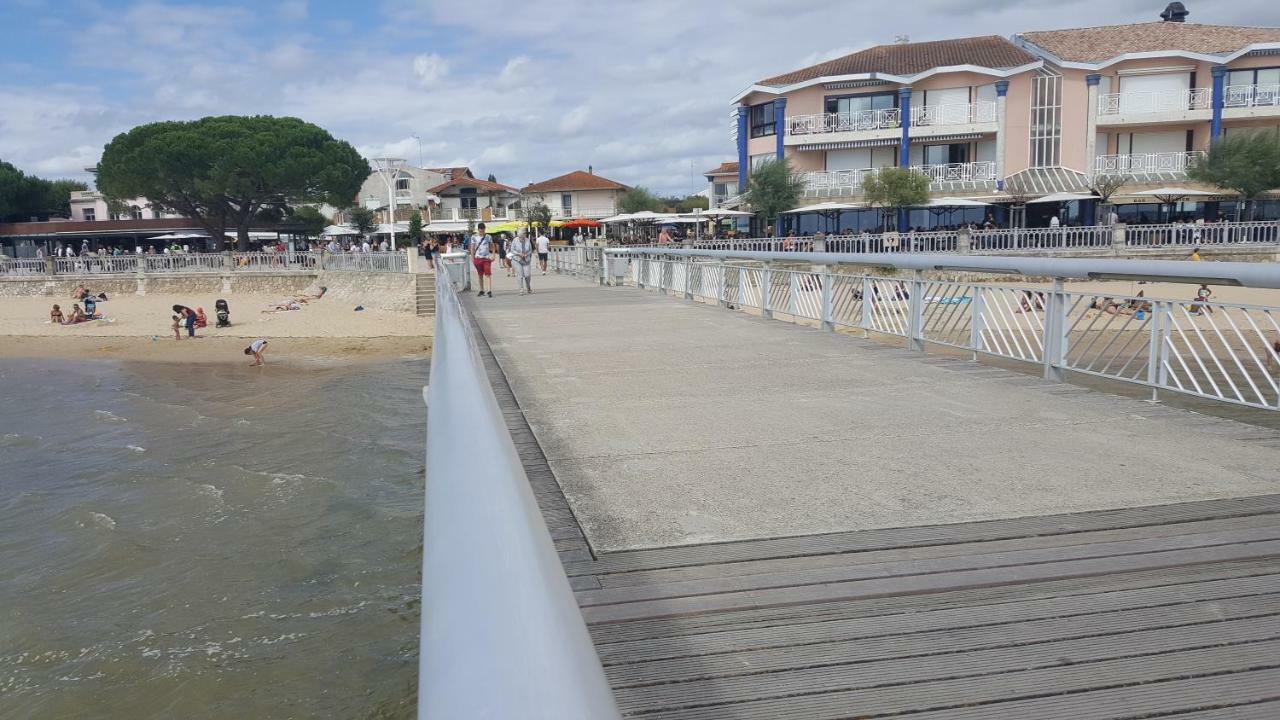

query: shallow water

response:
[0,358,426,719]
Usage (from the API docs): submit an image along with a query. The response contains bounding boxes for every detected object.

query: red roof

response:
[1019,22,1280,63]
[703,161,739,177]
[427,166,473,180]
[523,170,629,192]
[426,176,519,194]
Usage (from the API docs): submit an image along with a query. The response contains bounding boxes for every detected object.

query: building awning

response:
[909,132,985,145]
[1003,167,1092,196]
[797,132,988,152]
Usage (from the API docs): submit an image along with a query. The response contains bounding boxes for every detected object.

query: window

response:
[750,153,773,170]
[922,143,969,166]
[749,102,776,138]
[83,208,96,222]
[396,178,410,191]
[131,206,143,220]
[1227,67,1280,88]
[824,92,895,116]
[561,193,573,214]
[1029,71,1062,168]
[460,196,478,209]
[713,182,728,197]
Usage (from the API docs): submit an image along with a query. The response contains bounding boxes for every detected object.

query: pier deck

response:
[466,273,1280,719]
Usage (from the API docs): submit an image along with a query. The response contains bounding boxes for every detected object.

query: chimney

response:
[1160,2,1189,22]
[588,165,593,174]
[894,34,910,44]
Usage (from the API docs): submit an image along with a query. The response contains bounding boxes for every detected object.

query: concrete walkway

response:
[468,271,1280,553]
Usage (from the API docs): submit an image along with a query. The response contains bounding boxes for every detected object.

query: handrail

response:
[420,268,620,719]
[603,248,1280,289]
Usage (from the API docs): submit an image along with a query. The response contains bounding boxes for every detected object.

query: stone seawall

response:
[0,270,420,314]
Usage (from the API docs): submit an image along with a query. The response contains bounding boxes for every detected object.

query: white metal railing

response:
[0,257,49,275]
[318,251,406,272]
[911,101,997,126]
[0,251,406,276]
[1095,151,1205,177]
[601,248,1280,411]
[787,108,901,135]
[797,161,997,196]
[1124,221,1280,247]
[970,226,1114,252]
[420,268,620,719]
[1098,88,1212,115]
[1223,84,1280,108]
[914,161,998,184]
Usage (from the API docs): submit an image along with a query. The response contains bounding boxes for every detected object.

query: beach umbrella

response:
[148,232,209,241]
[922,197,991,207]
[599,213,634,223]
[1027,192,1095,204]
[1130,187,1217,222]
[322,224,359,236]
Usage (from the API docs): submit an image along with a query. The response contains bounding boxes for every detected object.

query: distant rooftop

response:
[703,161,739,177]
[758,36,1037,87]
[523,170,628,193]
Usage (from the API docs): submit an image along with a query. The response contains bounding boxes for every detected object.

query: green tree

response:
[486,173,497,183]
[96,115,370,250]
[745,159,804,228]
[406,211,424,246]
[861,167,930,231]
[1188,130,1280,220]
[293,206,328,237]
[0,161,88,221]
[524,200,552,234]
[347,206,376,238]
[617,186,661,213]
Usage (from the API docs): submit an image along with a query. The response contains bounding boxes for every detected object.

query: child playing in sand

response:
[244,339,268,366]
[171,314,182,340]
[50,304,64,324]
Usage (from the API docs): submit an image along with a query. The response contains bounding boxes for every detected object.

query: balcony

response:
[910,101,997,128]
[1222,83,1280,121]
[787,109,900,136]
[795,161,998,197]
[786,102,998,146]
[450,207,510,221]
[1096,88,1211,125]
[1094,151,1205,181]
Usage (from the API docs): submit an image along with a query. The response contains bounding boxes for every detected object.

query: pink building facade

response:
[733,4,1280,228]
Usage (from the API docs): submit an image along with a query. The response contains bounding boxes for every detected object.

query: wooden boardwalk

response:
[468,300,1280,719]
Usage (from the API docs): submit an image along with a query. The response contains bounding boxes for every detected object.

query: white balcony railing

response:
[795,161,997,195]
[911,101,997,127]
[787,108,901,135]
[451,207,509,221]
[1223,84,1280,108]
[1098,88,1211,116]
[1095,151,1205,177]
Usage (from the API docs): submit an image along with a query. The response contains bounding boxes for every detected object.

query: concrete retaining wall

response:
[309,271,417,314]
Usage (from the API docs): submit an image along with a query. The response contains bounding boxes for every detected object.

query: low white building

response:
[352,165,446,223]
[702,162,740,208]
[68,190,176,222]
[521,169,629,219]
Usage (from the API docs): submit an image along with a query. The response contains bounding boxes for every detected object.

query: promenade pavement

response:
[467,271,1280,552]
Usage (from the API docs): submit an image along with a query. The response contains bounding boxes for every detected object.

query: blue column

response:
[773,97,787,162]
[897,87,913,233]
[1211,65,1226,141]
[736,105,749,190]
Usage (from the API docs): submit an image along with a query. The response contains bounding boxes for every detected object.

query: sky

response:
[2,0,1279,196]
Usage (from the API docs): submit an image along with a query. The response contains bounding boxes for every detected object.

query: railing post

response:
[970,287,986,359]
[1042,278,1068,382]
[1112,222,1128,253]
[820,266,834,332]
[1147,300,1170,402]
[761,261,773,319]
[717,257,727,307]
[957,227,972,255]
[683,255,693,300]
[637,256,646,289]
[908,269,925,351]
[860,276,874,333]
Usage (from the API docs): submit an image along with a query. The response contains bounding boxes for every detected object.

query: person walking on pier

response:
[512,230,534,295]
[470,223,493,297]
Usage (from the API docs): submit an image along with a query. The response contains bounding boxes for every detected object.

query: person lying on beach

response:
[262,300,301,313]
[244,339,268,366]
[64,304,87,324]
[50,304,64,324]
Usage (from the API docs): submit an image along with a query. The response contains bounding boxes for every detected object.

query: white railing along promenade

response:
[1095,151,1205,177]
[1223,84,1280,108]
[1098,88,1212,115]
[421,264,620,719]
[594,248,1280,411]
[1,251,408,277]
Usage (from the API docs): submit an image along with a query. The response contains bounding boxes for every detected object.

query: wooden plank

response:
[583,538,1280,624]
[594,573,1280,665]
[576,525,1280,607]
[588,559,1280,645]
[614,616,1280,714]
[564,494,1280,576]
[631,640,1280,720]
[870,671,1280,720]
[589,513,1280,590]
[605,593,1280,688]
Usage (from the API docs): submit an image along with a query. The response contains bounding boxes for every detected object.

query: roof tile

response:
[758,36,1037,87]
[1020,22,1280,63]
[523,170,629,192]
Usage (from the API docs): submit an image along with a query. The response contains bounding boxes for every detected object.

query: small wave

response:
[126,445,146,453]
[89,513,116,530]
[94,410,127,422]
[307,601,367,619]
[196,484,224,501]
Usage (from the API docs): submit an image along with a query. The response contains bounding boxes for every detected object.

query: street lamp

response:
[371,157,407,251]
[411,135,423,167]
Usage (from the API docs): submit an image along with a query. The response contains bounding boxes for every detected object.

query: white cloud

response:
[6,0,1280,195]
[412,53,449,85]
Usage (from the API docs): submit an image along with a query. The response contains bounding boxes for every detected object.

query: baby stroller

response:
[215,299,231,327]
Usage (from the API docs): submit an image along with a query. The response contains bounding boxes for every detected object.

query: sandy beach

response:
[0,292,433,363]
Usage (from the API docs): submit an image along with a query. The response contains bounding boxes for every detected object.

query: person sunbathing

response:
[262,300,301,313]
[64,304,87,324]
[50,304,64,323]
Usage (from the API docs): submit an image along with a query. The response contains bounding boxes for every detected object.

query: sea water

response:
[0,358,425,719]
